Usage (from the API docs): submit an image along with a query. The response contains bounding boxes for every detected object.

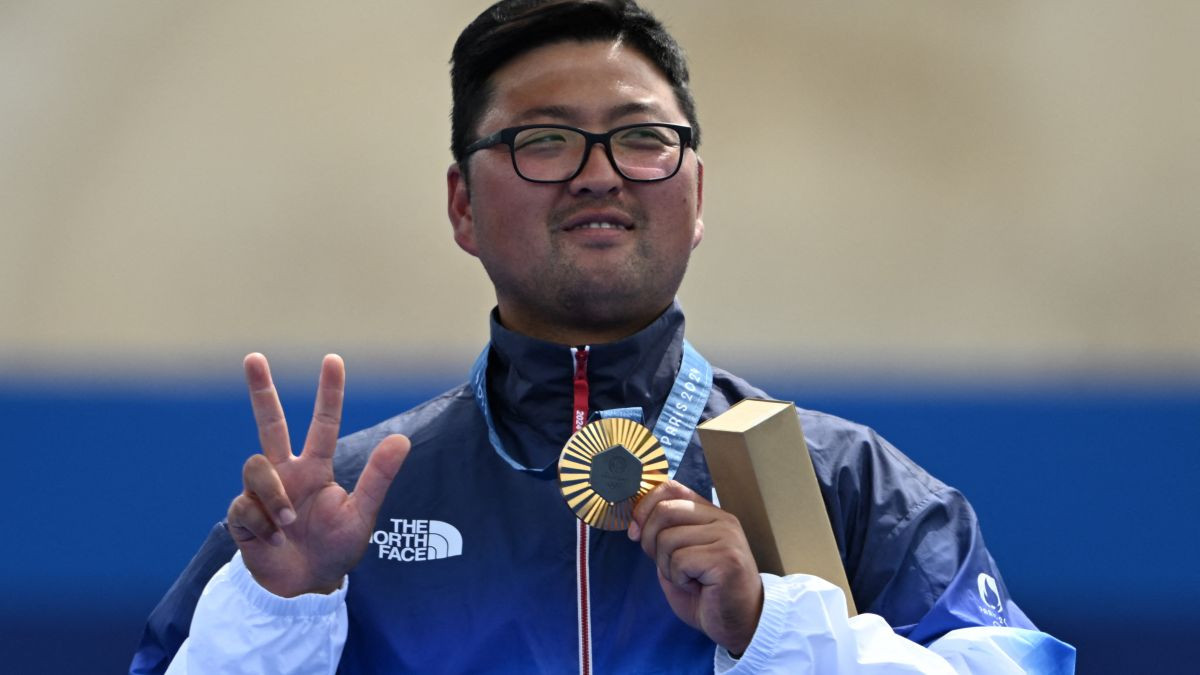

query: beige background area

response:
[3,1,1197,381]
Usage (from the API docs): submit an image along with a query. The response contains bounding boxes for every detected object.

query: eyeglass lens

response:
[512,125,683,182]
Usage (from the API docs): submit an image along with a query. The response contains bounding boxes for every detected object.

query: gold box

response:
[698,398,856,615]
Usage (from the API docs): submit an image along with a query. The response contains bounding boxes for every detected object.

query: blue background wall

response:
[3,375,1196,673]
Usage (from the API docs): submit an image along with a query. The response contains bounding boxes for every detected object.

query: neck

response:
[495,302,671,346]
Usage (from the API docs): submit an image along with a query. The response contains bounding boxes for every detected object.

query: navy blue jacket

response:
[131,305,1035,673]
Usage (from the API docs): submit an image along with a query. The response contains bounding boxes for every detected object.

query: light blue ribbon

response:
[470,341,713,478]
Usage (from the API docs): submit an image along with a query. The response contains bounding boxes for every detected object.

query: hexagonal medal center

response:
[589,445,641,502]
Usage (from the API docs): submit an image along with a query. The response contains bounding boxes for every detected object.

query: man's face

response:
[447,40,704,345]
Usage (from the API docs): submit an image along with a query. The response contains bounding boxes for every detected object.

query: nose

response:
[567,142,622,196]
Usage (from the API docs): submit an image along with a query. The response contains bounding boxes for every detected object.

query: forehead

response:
[478,40,684,131]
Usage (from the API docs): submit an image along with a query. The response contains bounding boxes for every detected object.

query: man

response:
[133,1,1075,672]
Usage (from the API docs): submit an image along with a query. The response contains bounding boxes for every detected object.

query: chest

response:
[339,418,715,673]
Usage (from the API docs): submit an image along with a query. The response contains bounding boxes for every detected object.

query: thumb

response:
[349,434,410,523]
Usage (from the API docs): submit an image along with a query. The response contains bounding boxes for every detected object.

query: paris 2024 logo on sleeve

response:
[976,572,1008,627]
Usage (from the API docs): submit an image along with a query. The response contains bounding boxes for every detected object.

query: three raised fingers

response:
[237,353,397,543]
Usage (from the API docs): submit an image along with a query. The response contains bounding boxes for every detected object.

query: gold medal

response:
[558,417,668,531]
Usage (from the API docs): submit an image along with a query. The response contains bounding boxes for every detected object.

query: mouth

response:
[559,210,635,233]
[563,221,633,232]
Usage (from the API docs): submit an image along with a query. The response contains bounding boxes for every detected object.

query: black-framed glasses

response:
[463,123,693,183]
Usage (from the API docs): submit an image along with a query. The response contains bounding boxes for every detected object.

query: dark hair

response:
[450,0,701,168]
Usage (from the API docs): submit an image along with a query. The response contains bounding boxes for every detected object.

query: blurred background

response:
[2,1,1197,672]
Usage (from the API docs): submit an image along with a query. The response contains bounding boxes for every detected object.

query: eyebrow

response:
[511,105,576,125]
[606,101,666,122]
[511,101,669,127]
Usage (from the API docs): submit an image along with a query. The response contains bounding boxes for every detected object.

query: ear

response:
[691,157,705,249]
[447,162,479,256]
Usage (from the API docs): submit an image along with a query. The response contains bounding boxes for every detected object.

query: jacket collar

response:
[485,301,686,472]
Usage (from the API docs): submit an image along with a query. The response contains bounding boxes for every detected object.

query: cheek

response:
[647,187,699,233]
[471,194,545,258]
[474,170,551,225]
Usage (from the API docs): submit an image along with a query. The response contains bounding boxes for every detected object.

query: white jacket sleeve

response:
[164,552,348,675]
[713,574,1075,674]
[166,560,1073,674]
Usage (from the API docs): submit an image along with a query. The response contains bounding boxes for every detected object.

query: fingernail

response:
[269,531,285,547]
[628,520,640,541]
[279,508,296,525]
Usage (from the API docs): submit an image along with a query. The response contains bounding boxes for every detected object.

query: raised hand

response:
[226,353,410,597]
[629,480,764,655]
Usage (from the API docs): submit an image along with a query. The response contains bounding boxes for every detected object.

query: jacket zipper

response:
[570,346,592,675]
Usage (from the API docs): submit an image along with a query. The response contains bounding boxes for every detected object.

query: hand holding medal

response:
[557,409,765,655]
[558,417,668,530]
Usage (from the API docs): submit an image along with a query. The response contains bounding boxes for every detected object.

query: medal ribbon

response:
[651,341,712,477]
[469,340,713,478]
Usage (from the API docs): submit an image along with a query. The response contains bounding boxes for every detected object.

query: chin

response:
[557,291,667,329]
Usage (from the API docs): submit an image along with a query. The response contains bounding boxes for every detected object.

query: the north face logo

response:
[371,519,463,562]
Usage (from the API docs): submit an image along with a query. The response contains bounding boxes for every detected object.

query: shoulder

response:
[332,383,475,488]
[797,406,947,509]
[707,365,943,497]
[703,364,1005,628]
[704,366,956,553]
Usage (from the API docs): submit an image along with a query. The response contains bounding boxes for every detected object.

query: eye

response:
[614,126,678,149]
[514,129,571,151]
